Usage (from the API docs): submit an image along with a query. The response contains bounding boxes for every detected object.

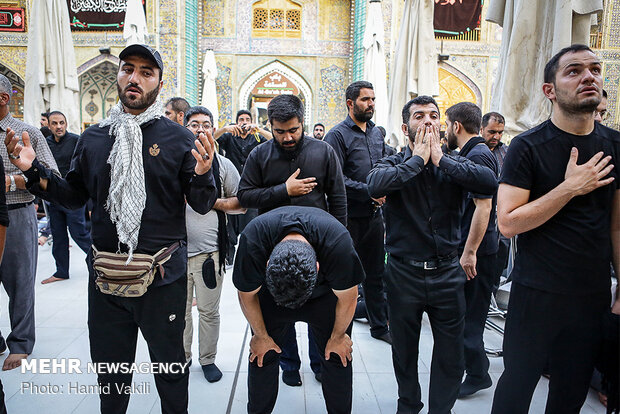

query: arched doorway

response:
[0,62,25,119]
[436,63,482,123]
[238,61,312,127]
[78,56,119,131]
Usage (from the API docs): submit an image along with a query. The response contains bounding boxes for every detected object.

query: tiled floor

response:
[0,243,607,413]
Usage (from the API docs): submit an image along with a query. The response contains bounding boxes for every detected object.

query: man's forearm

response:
[213,197,246,214]
[330,286,358,338]
[463,198,492,254]
[238,289,269,337]
[258,128,272,140]
[498,182,575,238]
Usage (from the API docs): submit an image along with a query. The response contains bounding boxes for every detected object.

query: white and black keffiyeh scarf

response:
[99,100,164,261]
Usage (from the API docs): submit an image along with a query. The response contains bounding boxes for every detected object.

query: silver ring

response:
[8,154,20,160]
[201,154,209,161]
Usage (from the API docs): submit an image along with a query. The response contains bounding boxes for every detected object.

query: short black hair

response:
[481,112,505,128]
[265,239,318,309]
[602,89,607,99]
[184,105,213,126]
[313,123,324,130]
[543,44,594,84]
[402,95,440,124]
[267,94,304,125]
[165,97,190,115]
[445,102,482,135]
[346,81,374,102]
[48,111,66,121]
[41,112,49,119]
[236,109,252,122]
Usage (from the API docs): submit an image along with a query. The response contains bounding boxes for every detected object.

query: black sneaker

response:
[457,374,493,398]
[201,363,222,383]
[282,370,302,386]
[371,331,392,345]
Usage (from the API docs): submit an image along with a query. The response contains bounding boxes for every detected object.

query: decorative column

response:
[351,0,367,82]
[185,0,199,105]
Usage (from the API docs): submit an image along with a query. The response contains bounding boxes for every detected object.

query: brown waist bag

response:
[92,242,180,297]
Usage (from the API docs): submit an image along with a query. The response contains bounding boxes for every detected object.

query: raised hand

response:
[564,148,615,196]
[429,125,443,166]
[325,333,353,367]
[192,129,216,175]
[411,125,431,165]
[249,334,281,367]
[286,168,317,196]
[4,128,36,171]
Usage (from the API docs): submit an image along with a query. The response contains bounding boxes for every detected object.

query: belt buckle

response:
[423,261,437,270]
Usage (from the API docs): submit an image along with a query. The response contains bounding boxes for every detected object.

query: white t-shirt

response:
[186,154,240,257]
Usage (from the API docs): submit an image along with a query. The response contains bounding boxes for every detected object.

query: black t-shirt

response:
[218,132,268,174]
[459,137,500,256]
[500,120,619,295]
[232,206,365,298]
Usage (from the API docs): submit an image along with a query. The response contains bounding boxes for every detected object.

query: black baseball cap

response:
[118,44,164,75]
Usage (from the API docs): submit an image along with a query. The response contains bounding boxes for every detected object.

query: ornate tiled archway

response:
[238,60,313,125]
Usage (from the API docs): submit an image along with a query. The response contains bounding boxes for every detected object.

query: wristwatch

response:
[9,175,16,192]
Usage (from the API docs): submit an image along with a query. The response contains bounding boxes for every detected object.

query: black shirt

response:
[325,116,388,218]
[458,137,500,256]
[367,147,498,260]
[233,206,365,298]
[237,137,347,225]
[0,157,9,227]
[46,132,80,177]
[500,120,619,295]
[218,132,268,174]
[27,116,217,286]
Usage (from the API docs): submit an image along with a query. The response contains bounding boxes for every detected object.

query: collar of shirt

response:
[0,112,13,132]
[343,115,376,133]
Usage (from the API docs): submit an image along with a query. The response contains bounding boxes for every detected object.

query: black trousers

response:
[385,255,465,414]
[88,275,189,414]
[462,252,501,380]
[347,215,388,336]
[491,282,609,414]
[248,291,353,414]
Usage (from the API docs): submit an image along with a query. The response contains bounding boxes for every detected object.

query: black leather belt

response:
[391,252,457,270]
[8,201,34,211]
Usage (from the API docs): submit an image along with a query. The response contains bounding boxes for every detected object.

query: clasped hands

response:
[409,124,443,166]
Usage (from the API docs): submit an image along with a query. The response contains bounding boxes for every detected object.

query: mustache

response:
[124,83,143,93]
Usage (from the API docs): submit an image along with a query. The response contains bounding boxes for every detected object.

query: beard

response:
[117,82,160,110]
[353,103,374,123]
[555,85,601,115]
[446,129,458,151]
[274,131,305,159]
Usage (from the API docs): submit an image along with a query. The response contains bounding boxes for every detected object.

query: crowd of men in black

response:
[0,41,618,414]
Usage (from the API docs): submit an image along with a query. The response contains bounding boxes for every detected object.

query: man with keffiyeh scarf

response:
[4,45,217,414]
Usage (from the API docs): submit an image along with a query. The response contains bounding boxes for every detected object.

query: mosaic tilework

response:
[606,0,620,49]
[447,55,488,98]
[318,63,347,130]
[382,0,393,83]
[202,0,225,36]
[158,0,181,99]
[186,0,199,105]
[603,62,620,129]
[215,60,233,128]
[0,45,26,80]
[352,0,365,82]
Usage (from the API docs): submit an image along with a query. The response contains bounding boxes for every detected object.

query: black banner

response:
[434,0,482,37]
[67,0,146,31]
[0,7,25,32]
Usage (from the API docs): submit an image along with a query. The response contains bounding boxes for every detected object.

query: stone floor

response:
[0,242,607,413]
